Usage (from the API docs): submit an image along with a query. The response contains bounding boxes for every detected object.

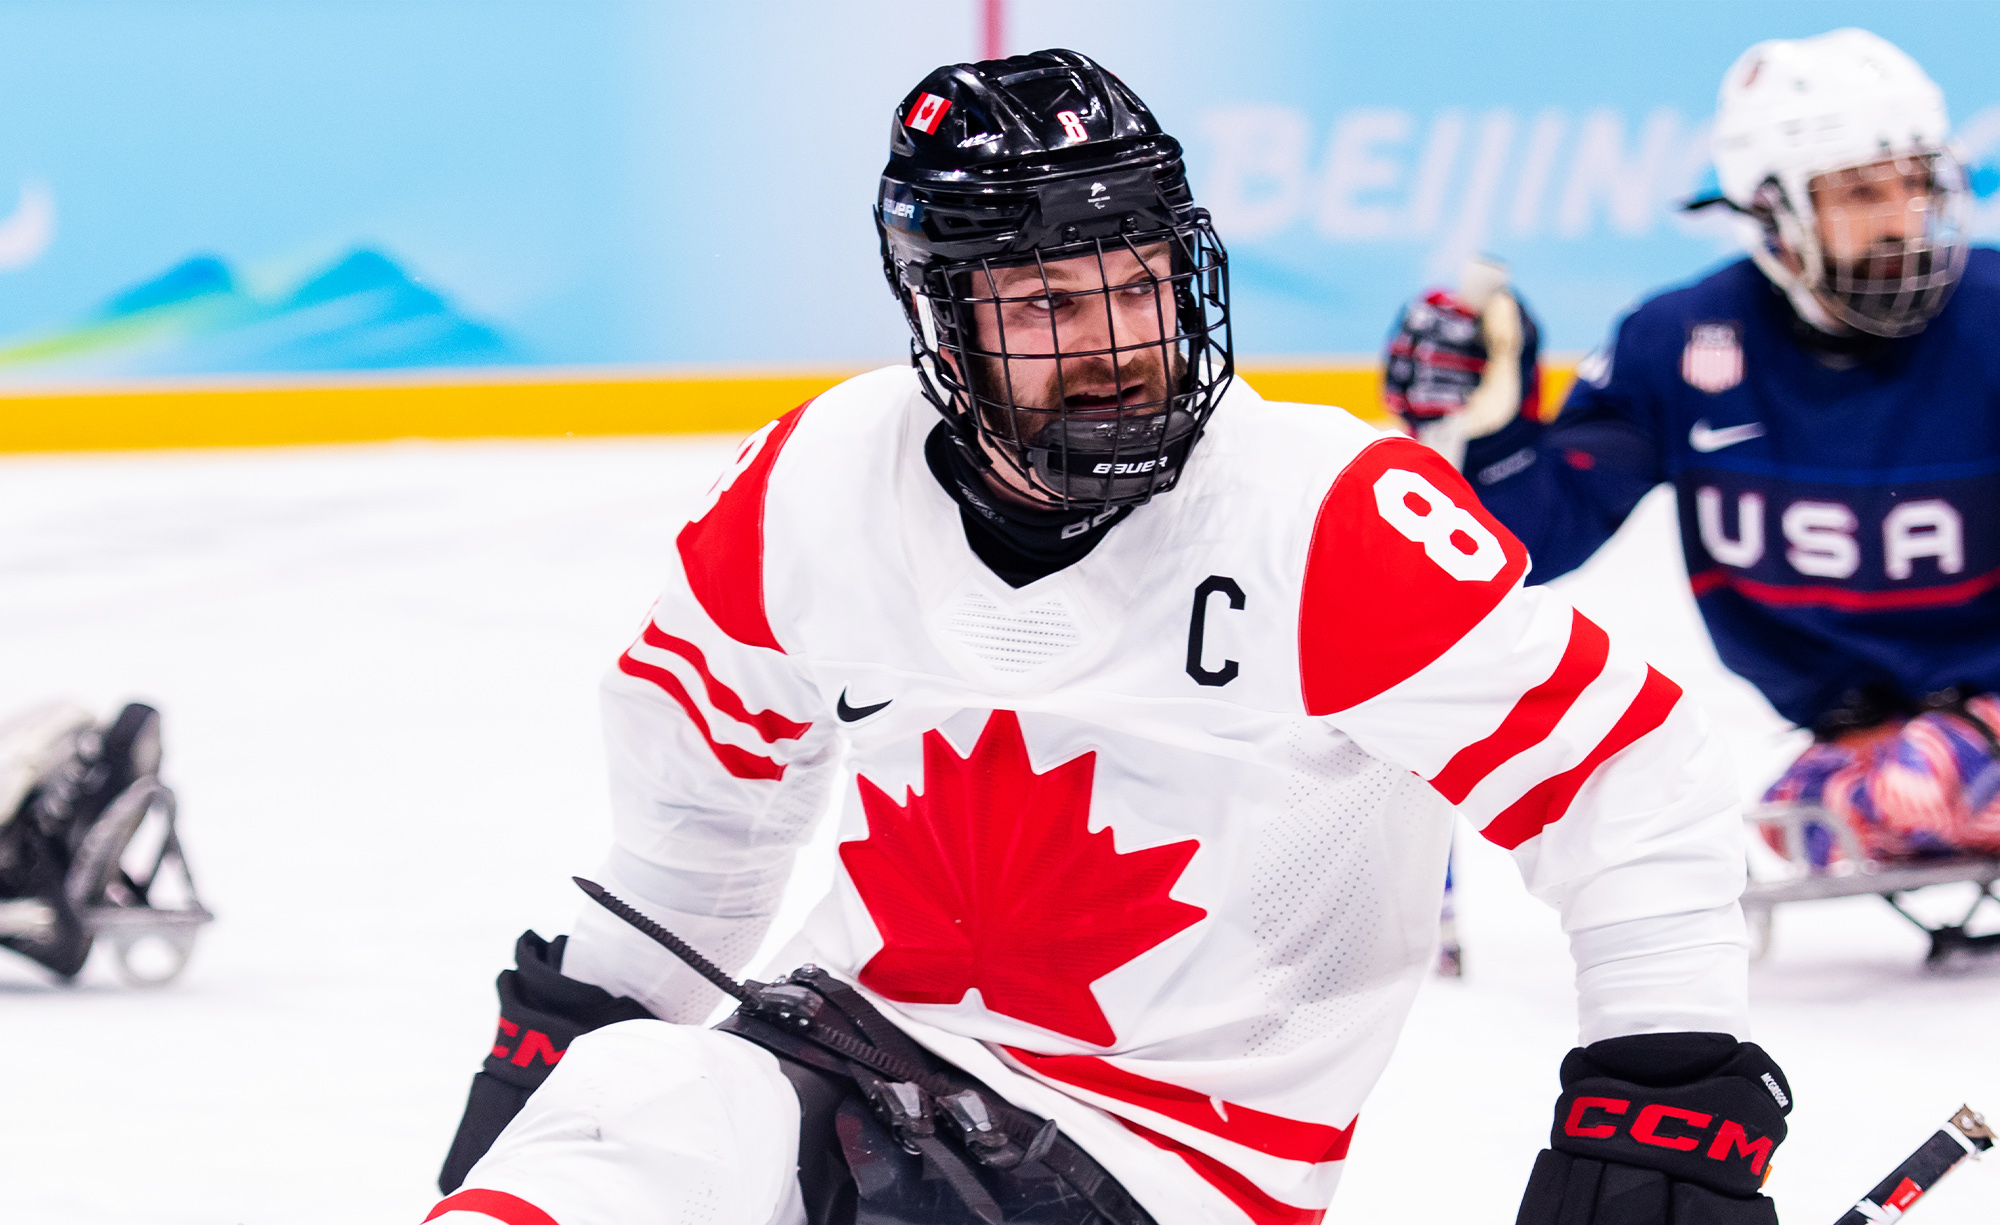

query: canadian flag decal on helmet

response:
[906,92,952,135]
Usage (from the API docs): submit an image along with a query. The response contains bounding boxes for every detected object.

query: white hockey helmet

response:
[1713,28,1969,338]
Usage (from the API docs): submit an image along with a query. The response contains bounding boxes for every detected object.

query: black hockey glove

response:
[1382,286,1542,434]
[437,930,654,1193]
[1384,289,1488,424]
[1516,1032,1792,1225]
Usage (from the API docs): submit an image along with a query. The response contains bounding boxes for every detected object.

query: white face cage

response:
[1749,149,1971,339]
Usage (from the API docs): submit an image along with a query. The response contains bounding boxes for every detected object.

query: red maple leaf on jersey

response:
[841,710,1206,1046]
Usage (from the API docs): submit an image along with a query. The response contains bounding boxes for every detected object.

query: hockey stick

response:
[1832,1105,1991,1223]
[1437,838,1462,977]
[572,876,753,1005]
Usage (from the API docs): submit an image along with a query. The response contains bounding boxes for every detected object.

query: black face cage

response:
[1752,150,1971,339]
[905,216,1232,514]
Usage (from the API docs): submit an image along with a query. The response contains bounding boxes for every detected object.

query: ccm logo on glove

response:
[1563,1097,1774,1173]
[490,1016,565,1069]
[1542,1032,1792,1204]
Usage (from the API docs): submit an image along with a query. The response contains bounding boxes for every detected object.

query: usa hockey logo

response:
[905,92,952,135]
[1681,322,1744,394]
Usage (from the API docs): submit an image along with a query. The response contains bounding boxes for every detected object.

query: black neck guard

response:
[925,423,1129,588]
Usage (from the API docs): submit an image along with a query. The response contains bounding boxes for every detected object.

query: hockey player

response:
[431,51,1790,1225]
[1383,29,2000,866]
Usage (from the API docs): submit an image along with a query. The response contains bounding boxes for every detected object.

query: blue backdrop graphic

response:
[0,0,1993,384]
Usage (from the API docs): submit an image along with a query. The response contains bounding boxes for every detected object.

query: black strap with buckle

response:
[574,878,1154,1225]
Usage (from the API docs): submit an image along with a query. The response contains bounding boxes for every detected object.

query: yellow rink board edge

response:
[0,365,1579,453]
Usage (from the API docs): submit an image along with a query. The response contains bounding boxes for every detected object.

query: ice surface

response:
[0,439,1992,1224]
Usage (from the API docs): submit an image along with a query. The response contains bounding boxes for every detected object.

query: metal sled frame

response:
[1743,802,2000,964]
[0,775,213,985]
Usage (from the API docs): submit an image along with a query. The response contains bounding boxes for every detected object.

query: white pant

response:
[426,1021,808,1225]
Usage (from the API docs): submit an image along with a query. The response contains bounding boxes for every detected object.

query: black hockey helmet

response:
[875,49,1232,512]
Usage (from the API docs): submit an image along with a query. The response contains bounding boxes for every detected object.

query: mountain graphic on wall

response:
[0,249,525,383]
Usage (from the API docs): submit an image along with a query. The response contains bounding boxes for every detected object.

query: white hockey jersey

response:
[559,366,1751,1225]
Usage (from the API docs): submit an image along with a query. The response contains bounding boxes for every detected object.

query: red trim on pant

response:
[1005,1047,1352,1163]
[1482,666,1683,850]
[1118,1116,1328,1225]
[424,1188,561,1225]
[1428,608,1610,804]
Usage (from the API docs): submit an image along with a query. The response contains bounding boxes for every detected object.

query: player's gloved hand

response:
[1384,289,1488,421]
[1515,1032,1791,1225]
[1382,259,1542,469]
[438,930,654,1193]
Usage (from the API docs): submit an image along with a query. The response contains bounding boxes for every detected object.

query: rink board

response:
[0,363,1579,452]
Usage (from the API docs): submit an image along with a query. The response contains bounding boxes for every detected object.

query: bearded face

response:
[1793,152,1969,337]
[953,242,1194,506]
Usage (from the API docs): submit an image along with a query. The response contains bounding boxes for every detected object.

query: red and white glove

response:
[1382,259,1541,469]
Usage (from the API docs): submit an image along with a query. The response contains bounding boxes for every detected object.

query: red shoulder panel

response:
[1300,436,1529,715]
[675,402,813,652]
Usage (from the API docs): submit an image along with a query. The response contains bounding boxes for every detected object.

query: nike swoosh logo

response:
[837,688,891,722]
[1689,420,1766,452]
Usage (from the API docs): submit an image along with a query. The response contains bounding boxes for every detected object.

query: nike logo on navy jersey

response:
[1689,420,1766,452]
[837,688,892,721]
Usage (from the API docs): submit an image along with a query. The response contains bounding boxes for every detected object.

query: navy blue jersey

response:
[1464,251,2000,730]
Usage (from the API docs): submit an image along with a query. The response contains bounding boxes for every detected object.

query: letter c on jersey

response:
[1563,1096,1630,1139]
[1186,575,1245,687]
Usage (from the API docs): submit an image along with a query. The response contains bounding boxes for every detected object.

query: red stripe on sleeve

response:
[424,1188,562,1225]
[1428,609,1610,804]
[1005,1047,1353,1163]
[616,652,787,781]
[1480,666,1683,850]
[1117,1117,1328,1225]
[640,623,811,743]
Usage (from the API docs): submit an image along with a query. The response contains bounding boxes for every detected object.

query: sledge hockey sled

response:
[0,703,213,985]
[1743,801,2000,965]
